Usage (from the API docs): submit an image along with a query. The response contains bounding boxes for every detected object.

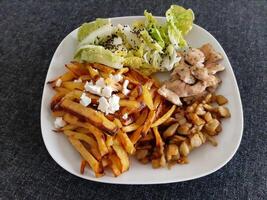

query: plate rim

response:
[40,16,244,184]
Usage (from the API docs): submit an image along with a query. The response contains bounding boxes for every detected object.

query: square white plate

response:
[41,16,243,184]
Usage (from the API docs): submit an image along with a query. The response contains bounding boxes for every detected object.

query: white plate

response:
[41,16,243,184]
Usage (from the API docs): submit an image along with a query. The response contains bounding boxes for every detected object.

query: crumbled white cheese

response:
[97,94,120,115]
[74,78,82,83]
[108,94,120,113]
[79,93,91,107]
[84,81,102,96]
[112,37,123,45]
[95,78,106,87]
[55,79,62,87]
[122,79,130,95]
[92,68,98,73]
[102,86,113,98]
[122,113,128,120]
[98,97,110,115]
[109,74,123,83]
[54,117,66,129]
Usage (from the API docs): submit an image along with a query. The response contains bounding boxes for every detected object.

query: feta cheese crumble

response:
[74,78,82,83]
[109,74,123,83]
[108,94,120,113]
[79,93,91,107]
[98,97,110,115]
[54,117,66,128]
[97,94,120,115]
[95,78,106,87]
[102,86,113,98]
[84,81,102,96]
[122,113,128,120]
[55,79,62,87]
[122,79,130,95]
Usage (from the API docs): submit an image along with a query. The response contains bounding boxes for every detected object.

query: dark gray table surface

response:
[0,0,266,199]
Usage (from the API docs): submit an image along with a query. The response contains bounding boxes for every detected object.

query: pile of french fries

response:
[49,61,231,177]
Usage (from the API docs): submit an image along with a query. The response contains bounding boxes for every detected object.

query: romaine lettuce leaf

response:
[144,10,165,48]
[161,44,181,71]
[124,56,159,75]
[140,29,162,52]
[79,24,117,46]
[75,45,124,69]
[167,21,187,49]
[78,18,110,42]
[166,5,194,35]
[117,24,141,49]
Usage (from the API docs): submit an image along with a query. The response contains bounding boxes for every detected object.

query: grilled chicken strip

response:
[157,43,225,106]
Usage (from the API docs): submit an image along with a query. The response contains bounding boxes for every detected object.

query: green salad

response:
[74,5,194,75]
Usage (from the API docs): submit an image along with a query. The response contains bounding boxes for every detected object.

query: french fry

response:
[161,117,177,126]
[112,139,129,172]
[91,63,115,74]
[109,154,122,176]
[66,62,88,76]
[51,92,66,110]
[139,130,154,142]
[48,71,76,87]
[123,75,140,85]
[130,85,143,98]
[61,99,118,134]
[68,137,103,175]
[61,81,84,91]
[117,130,136,154]
[78,75,91,81]
[99,71,110,79]
[106,135,114,152]
[119,100,140,109]
[63,130,101,161]
[121,115,135,126]
[142,110,156,136]
[122,109,148,132]
[86,65,99,79]
[130,126,144,144]
[153,94,162,109]
[80,160,87,174]
[152,127,164,147]
[151,105,176,127]
[58,124,78,131]
[63,113,109,156]
[113,118,123,128]
[142,85,154,110]
[64,90,99,104]
[51,110,66,117]
[128,69,149,84]
[54,87,71,94]
[117,67,129,75]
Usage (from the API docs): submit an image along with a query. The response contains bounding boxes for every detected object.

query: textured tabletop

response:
[0,0,266,199]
